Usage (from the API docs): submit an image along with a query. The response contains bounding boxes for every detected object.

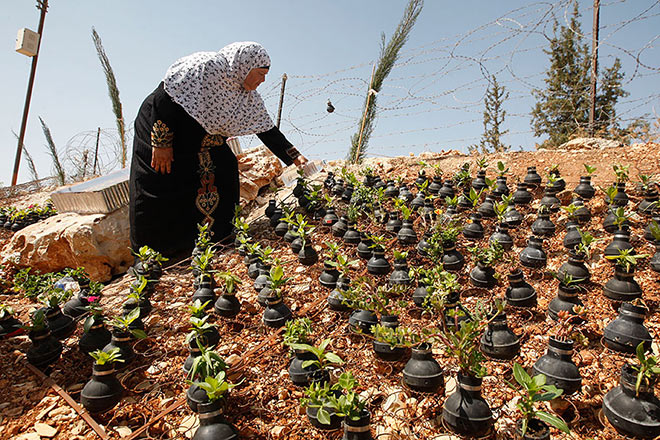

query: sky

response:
[1,0,659,186]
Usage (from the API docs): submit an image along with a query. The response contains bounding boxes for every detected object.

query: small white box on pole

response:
[16,28,40,57]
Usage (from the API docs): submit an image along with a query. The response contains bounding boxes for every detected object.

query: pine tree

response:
[595,57,628,133]
[531,3,591,146]
[473,75,509,153]
[532,3,627,147]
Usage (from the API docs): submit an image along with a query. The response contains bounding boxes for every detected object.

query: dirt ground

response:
[1,142,659,440]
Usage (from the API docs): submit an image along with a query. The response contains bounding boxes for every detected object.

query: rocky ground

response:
[1,140,660,440]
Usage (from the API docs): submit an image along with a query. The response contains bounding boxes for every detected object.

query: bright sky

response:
[2,0,659,186]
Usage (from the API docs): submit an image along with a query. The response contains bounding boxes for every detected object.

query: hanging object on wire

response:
[326,99,335,113]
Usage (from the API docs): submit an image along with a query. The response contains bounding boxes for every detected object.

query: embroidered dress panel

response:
[151,120,173,149]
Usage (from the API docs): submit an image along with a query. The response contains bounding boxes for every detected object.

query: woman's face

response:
[243,68,269,91]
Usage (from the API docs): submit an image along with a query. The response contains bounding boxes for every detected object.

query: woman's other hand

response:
[293,155,308,168]
[151,147,174,174]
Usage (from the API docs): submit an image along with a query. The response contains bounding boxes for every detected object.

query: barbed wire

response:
[245,0,660,158]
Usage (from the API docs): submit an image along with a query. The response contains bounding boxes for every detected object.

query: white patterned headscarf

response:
[163,42,275,137]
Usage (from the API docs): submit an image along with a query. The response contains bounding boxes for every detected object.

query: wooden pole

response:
[11,0,49,186]
[354,64,377,163]
[588,0,600,136]
[276,73,287,128]
[93,127,101,175]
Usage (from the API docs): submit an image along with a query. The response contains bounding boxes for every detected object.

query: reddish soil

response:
[1,142,660,440]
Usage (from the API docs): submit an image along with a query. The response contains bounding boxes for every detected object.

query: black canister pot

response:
[524,166,542,187]
[549,170,566,192]
[458,188,473,211]
[417,231,432,257]
[342,409,373,440]
[603,209,630,233]
[439,180,456,199]
[79,318,112,355]
[348,310,378,334]
[290,237,304,255]
[505,269,537,308]
[253,268,269,292]
[398,185,413,204]
[574,176,595,199]
[442,241,465,271]
[557,251,590,284]
[298,245,318,266]
[367,249,391,275]
[472,170,488,190]
[27,328,62,369]
[513,183,533,205]
[123,296,154,320]
[644,216,660,243]
[324,171,335,189]
[415,171,428,188]
[397,219,417,245]
[332,179,345,197]
[442,373,493,437]
[428,176,443,195]
[389,259,411,286]
[214,293,241,318]
[477,195,496,218]
[45,306,76,340]
[192,280,216,307]
[489,223,513,250]
[265,199,277,218]
[480,311,520,360]
[532,337,582,395]
[306,404,342,431]
[274,218,289,237]
[603,302,653,354]
[288,349,320,386]
[328,289,351,312]
[103,328,136,367]
[192,401,238,440]
[411,193,425,210]
[0,312,23,338]
[603,363,660,439]
[612,182,630,207]
[539,187,561,212]
[470,262,497,288]
[504,206,523,227]
[520,236,547,269]
[548,283,584,322]
[563,222,582,251]
[357,233,374,259]
[412,283,430,308]
[604,229,634,258]
[639,188,659,217]
[269,208,283,228]
[319,262,340,289]
[385,211,403,233]
[384,180,399,198]
[263,296,292,328]
[531,212,555,237]
[322,208,339,227]
[183,339,203,375]
[332,216,349,238]
[402,343,444,393]
[343,223,361,245]
[463,213,484,240]
[572,197,592,224]
[342,184,354,202]
[81,361,124,413]
[515,419,551,440]
[62,291,91,318]
[603,265,643,302]
[493,176,510,198]
[373,340,408,362]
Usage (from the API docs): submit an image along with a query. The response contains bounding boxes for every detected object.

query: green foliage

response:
[632,342,660,396]
[649,221,660,242]
[13,268,57,299]
[583,164,596,176]
[605,249,648,272]
[283,317,313,347]
[468,240,505,266]
[39,116,66,185]
[193,371,235,402]
[371,324,420,348]
[0,304,15,320]
[289,338,343,370]
[131,246,168,266]
[38,287,73,309]
[613,163,630,183]
[531,4,626,146]
[216,271,242,295]
[186,315,217,344]
[188,299,211,319]
[24,309,47,332]
[471,76,509,154]
[92,27,127,167]
[107,308,147,340]
[347,0,423,163]
[327,254,359,277]
[89,347,124,366]
[509,363,569,436]
[266,266,289,298]
[187,342,228,382]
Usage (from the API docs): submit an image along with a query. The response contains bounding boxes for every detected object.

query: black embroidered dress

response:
[129,82,298,258]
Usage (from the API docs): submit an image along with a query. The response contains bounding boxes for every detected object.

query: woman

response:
[129,41,306,259]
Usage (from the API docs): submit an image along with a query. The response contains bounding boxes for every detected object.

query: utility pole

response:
[11,0,49,186]
[276,73,287,128]
[588,0,600,136]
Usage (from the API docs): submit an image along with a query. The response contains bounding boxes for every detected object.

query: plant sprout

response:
[289,338,343,371]
[632,342,660,396]
[583,164,596,176]
[89,347,124,366]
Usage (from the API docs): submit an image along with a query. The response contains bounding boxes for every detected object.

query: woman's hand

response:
[151,147,174,174]
[293,155,308,168]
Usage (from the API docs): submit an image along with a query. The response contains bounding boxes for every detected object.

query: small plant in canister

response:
[214,271,242,318]
[103,308,147,368]
[262,266,293,328]
[25,309,62,369]
[81,348,125,414]
[38,287,76,341]
[289,338,343,385]
[186,345,230,412]
[323,372,372,440]
[291,215,318,265]
[370,324,418,362]
[508,363,570,440]
[184,313,220,374]
[468,240,505,289]
[284,318,320,386]
[79,301,111,355]
[190,371,239,440]
[0,303,23,338]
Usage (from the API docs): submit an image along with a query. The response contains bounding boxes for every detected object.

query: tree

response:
[346,0,423,164]
[92,27,127,168]
[532,3,627,147]
[531,3,591,147]
[595,58,628,133]
[472,75,509,153]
